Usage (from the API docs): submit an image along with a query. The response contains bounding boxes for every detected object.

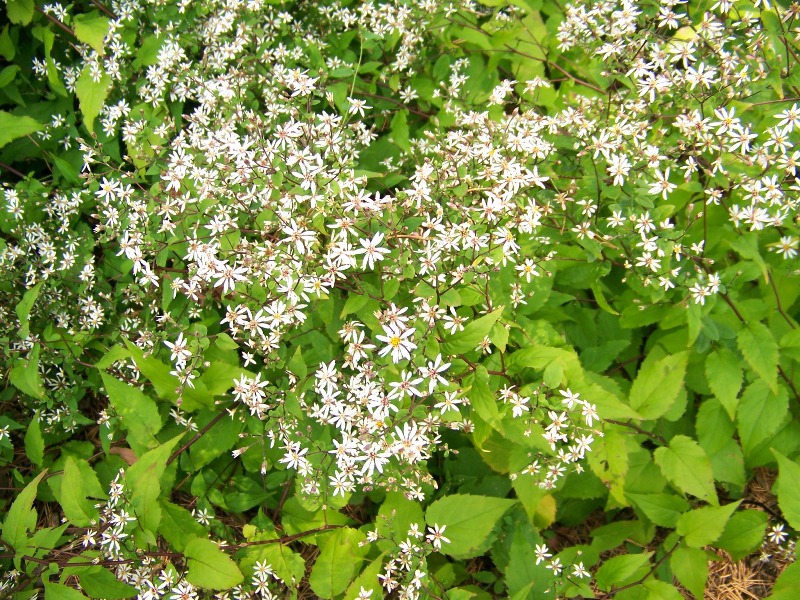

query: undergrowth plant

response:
[1,0,800,598]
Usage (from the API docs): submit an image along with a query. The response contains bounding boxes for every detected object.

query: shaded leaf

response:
[1,470,47,551]
[737,321,778,394]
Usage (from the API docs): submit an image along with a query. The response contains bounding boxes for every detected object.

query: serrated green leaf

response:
[15,280,43,338]
[737,321,778,394]
[629,351,687,420]
[10,343,45,398]
[6,0,34,24]
[772,450,800,531]
[716,510,768,559]
[185,537,244,590]
[24,416,44,467]
[654,435,717,505]
[0,110,43,148]
[390,109,410,152]
[671,547,708,599]
[309,528,366,598]
[738,380,788,461]
[626,493,690,528]
[100,372,161,455]
[73,13,110,55]
[158,500,207,552]
[705,348,742,420]
[0,25,15,60]
[676,501,740,547]
[44,582,89,600]
[467,374,502,431]
[60,457,99,527]
[77,567,137,599]
[769,561,800,599]
[594,552,653,591]
[344,552,387,600]
[1,470,47,551]
[425,494,517,559]
[75,67,111,134]
[127,435,183,535]
[443,307,504,355]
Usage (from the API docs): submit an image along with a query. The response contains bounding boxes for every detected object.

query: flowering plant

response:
[2,0,800,597]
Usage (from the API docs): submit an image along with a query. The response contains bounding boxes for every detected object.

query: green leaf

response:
[467,372,502,431]
[0,110,42,148]
[188,411,243,470]
[10,343,45,399]
[376,492,424,543]
[769,561,800,599]
[591,281,618,315]
[15,281,43,338]
[594,552,653,591]
[60,457,99,527]
[0,25,15,60]
[73,13,110,55]
[44,582,89,600]
[654,435,717,505]
[1,470,47,551]
[737,321,779,394]
[184,537,244,590]
[77,567,137,599]
[100,372,162,455]
[443,307,504,355]
[24,417,44,467]
[6,0,34,24]
[345,552,387,600]
[705,348,742,420]
[628,351,687,420]
[158,500,207,552]
[626,493,690,528]
[75,67,111,134]
[309,528,366,599]
[737,380,789,461]
[670,547,708,599]
[390,109,410,152]
[425,494,517,559]
[772,451,800,531]
[126,435,183,535]
[715,510,768,559]
[676,501,740,547]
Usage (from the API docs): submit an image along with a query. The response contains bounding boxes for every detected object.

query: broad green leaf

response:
[591,281,618,315]
[75,67,111,134]
[467,373,502,431]
[127,435,183,535]
[737,321,778,394]
[345,552,387,600]
[626,493,689,528]
[6,0,34,25]
[670,547,708,599]
[443,307,504,355]
[24,416,44,467]
[59,457,99,527]
[376,492,424,544]
[44,582,89,600]
[772,451,800,531]
[0,111,42,148]
[642,580,684,600]
[769,561,800,599]
[715,510,768,559]
[158,500,207,552]
[100,372,161,455]
[654,435,717,505]
[188,411,243,470]
[10,343,45,399]
[737,380,789,461]
[1,470,47,551]
[628,351,687,420]
[309,528,366,599]
[15,281,43,338]
[696,399,745,487]
[676,501,740,547]
[594,552,653,591]
[705,347,742,419]
[184,537,244,590]
[425,494,517,559]
[390,109,410,152]
[67,567,137,599]
[0,25,15,60]
[73,13,110,55]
